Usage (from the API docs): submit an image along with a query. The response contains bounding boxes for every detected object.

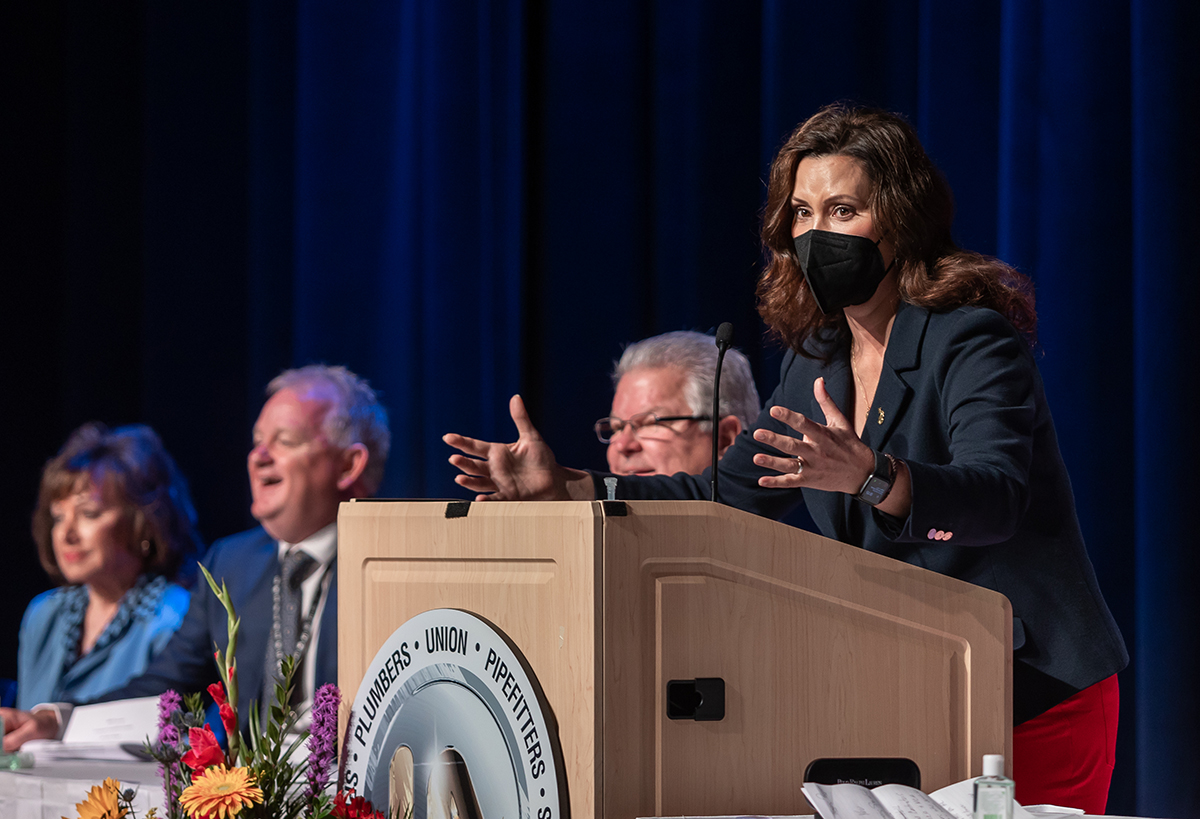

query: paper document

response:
[23,697,160,763]
[802,778,1036,819]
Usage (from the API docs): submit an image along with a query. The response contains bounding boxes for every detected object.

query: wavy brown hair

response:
[757,103,1036,357]
[32,423,204,585]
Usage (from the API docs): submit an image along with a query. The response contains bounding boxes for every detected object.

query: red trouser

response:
[1012,674,1119,814]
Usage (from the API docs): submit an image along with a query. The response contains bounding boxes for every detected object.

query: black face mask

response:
[793,229,891,315]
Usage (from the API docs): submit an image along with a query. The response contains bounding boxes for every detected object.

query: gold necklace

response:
[850,342,872,425]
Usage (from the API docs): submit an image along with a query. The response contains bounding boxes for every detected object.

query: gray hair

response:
[267,364,391,494]
[611,331,761,430]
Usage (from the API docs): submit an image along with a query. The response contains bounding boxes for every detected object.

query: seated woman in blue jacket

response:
[16,423,203,710]
[445,104,1128,813]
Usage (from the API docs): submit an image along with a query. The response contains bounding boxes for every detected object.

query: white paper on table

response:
[23,697,160,762]
[802,778,1038,819]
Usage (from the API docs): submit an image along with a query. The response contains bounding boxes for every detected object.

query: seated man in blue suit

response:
[2,364,391,747]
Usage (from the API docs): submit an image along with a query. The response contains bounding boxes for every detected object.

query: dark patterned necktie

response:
[264,549,317,707]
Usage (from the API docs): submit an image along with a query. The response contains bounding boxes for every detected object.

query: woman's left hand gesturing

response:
[752,376,876,494]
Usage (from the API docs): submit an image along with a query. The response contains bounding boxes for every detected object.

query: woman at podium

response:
[444,103,1127,814]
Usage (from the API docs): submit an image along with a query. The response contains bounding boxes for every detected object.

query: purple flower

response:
[157,690,183,811]
[157,689,182,739]
[159,722,179,752]
[157,690,182,753]
[306,683,341,799]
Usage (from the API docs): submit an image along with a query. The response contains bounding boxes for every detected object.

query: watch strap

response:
[854,450,897,506]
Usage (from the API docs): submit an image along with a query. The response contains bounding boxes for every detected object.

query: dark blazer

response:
[603,303,1128,723]
[98,526,338,730]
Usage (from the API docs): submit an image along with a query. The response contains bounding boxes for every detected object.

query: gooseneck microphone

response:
[711,322,733,504]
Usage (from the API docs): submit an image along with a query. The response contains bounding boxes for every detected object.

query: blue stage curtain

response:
[283,1,526,497]
[994,0,1139,807]
[6,1,1200,814]
[1130,1,1200,815]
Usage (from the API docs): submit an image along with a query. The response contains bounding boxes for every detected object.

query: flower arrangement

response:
[64,564,396,819]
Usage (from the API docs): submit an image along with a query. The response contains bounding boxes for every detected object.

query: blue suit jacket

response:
[601,303,1128,723]
[99,526,338,730]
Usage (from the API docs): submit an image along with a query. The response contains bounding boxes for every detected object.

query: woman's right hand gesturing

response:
[444,395,594,501]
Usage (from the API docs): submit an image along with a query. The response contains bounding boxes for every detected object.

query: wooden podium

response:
[338,499,1011,819]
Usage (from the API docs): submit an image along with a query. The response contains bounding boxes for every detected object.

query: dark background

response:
[3,2,1197,815]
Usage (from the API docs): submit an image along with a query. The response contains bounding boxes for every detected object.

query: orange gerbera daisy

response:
[178,765,263,819]
[68,777,126,819]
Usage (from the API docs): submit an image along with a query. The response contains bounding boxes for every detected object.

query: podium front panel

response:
[599,501,1010,819]
[339,501,604,819]
[340,500,1010,819]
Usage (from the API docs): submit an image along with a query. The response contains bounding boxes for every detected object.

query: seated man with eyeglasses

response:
[595,331,761,476]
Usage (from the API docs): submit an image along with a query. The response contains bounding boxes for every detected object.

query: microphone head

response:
[715,322,733,348]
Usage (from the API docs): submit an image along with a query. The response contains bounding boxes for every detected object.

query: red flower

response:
[332,791,388,819]
[207,681,227,707]
[181,724,226,772]
[219,703,237,737]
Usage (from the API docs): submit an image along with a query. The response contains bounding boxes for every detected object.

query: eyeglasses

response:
[594,412,710,443]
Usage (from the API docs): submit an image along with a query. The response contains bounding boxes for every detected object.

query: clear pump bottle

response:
[973,754,1014,819]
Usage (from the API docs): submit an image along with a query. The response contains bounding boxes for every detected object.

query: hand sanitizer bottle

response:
[973,754,1015,819]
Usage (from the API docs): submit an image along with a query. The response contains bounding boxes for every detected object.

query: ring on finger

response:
[793,456,804,475]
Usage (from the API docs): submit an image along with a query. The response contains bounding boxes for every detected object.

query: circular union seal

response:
[343,609,563,819]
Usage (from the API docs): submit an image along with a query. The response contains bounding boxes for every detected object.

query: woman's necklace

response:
[850,341,873,426]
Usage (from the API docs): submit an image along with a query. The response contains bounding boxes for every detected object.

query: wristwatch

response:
[854,450,898,506]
